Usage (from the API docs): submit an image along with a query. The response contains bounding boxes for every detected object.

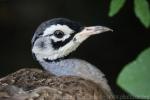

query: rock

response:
[0,68,114,100]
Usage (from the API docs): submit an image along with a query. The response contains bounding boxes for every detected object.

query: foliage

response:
[109,0,150,98]
[108,0,126,17]
[117,48,150,99]
[134,0,150,28]
[109,0,150,28]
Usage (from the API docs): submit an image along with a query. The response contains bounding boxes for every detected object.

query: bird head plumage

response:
[31,18,112,62]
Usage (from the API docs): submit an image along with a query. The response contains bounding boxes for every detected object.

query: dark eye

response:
[53,30,64,38]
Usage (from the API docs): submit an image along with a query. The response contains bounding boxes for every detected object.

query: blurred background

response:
[0,0,150,97]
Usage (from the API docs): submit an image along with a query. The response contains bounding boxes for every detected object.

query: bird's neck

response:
[39,58,113,94]
[40,58,77,76]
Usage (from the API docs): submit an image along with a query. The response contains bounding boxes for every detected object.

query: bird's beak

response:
[74,26,113,43]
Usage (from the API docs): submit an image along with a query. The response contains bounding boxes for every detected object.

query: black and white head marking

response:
[31,18,82,45]
[32,18,112,62]
[32,18,83,62]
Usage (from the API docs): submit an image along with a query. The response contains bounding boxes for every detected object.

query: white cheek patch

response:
[43,24,74,36]
[32,37,54,55]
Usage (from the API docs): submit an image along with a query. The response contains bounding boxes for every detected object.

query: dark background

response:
[0,0,150,97]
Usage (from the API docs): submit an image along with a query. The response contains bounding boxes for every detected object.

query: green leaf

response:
[117,48,150,99]
[134,0,150,28]
[109,0,126,17]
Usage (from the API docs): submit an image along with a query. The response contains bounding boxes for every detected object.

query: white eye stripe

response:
[51,34,70,42]
[43,24,74,36]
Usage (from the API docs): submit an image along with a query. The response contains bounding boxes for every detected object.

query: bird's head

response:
[32,18,112,62]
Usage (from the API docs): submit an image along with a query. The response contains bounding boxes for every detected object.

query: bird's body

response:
[32,18,113,95]
[40,58,111,92]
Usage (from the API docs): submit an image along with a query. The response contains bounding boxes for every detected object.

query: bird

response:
[31,18,113,97]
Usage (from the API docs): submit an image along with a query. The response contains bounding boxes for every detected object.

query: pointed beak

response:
[74,26,113,43]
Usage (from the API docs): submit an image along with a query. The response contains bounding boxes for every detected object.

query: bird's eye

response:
[53,30,64,38]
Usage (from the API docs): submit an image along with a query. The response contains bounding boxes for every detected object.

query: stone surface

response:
[0,68,114,100]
